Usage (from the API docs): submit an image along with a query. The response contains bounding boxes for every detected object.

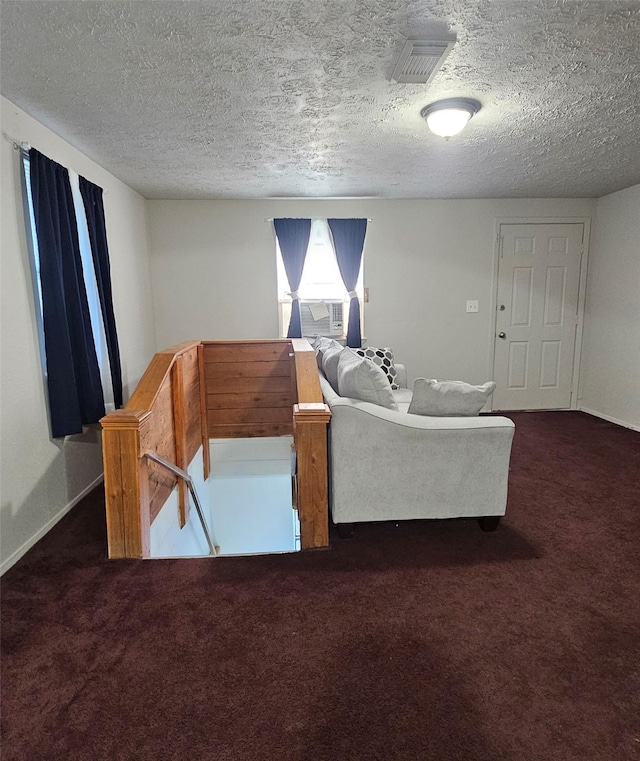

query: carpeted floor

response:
[1,411,639,761]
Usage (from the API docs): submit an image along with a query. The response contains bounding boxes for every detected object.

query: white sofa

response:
[317,357,515,535]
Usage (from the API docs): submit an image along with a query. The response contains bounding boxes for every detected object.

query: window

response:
[276,219,364,338]
[21,151,46,370]
[68,171,114,411]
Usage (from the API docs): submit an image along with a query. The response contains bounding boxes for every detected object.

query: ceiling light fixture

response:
[420,98,481,138]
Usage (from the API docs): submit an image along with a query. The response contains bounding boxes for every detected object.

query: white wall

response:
[579,184,640,430]
[147,198,594,384]
[0,98,157,573]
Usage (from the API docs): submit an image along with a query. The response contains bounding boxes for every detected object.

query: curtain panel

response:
[327,218,368,347]
[273,218,311,338]
[28,148,105,437]
[79,177,123,409]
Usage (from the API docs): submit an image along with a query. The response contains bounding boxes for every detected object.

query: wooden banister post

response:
[171,356,189,526]
[101,410,151,559]
[294,403,331,549]
[197,343,211,480]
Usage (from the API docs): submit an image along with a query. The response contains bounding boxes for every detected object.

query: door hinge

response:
[499,235,504,257]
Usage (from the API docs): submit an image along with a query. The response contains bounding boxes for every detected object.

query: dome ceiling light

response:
[420,98,482,138]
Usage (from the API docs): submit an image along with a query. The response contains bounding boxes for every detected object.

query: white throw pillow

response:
[408,379,496,416]
[337,349,399,410]
[321,345,344,391]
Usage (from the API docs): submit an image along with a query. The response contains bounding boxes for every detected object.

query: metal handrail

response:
[144,450,217,557]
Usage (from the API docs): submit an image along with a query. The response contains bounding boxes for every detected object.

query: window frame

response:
[275,218,364,339]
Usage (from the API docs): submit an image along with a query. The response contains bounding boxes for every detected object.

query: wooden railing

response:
[290,339,332,549]
[202,340,295,438]
[101,339,331,558]
[101,341,204,558]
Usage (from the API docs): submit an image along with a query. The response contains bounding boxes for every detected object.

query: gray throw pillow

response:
[313,336,344,370]
[337,349,399,410]
[408,379,496,416]
[354,347,399,389]
[313,336,343,355]
[321,345,344,391]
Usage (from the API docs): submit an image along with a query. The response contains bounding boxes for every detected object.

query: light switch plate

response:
[466,300,479,313]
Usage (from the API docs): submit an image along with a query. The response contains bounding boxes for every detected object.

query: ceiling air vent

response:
[391,38,455,84]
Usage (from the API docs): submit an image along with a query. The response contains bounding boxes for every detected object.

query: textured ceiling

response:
[2,0,640,199]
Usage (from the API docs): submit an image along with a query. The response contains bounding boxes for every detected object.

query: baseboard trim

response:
[0,474,104,576]
[580,407,640,433]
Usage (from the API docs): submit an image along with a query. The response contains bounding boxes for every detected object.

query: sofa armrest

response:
[395,363,407,389]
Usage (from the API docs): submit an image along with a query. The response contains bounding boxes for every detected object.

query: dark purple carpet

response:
[2,412,639,760]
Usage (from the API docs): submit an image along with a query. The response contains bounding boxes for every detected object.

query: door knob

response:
[498,332,506,339]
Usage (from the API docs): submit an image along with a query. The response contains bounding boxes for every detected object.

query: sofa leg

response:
[478,516,501,532]
[337,523,355,539]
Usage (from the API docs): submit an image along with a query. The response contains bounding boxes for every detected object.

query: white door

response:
[493,223,584,410]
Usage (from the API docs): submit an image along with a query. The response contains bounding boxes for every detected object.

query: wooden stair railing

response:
[290,339,332,549]
[101,339,331,558]
[101,341,204,558]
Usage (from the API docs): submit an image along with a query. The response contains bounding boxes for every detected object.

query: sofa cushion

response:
[321,345,344,391]
[354,347,399,389]
[408,379,496,416]
[337,349,398,410]
[392,387,413,413]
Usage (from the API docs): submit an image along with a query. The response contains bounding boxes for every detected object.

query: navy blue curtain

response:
[29,148,105,437]
[79,177,123,409]
[327,218,368,347]
[273,218,311,338]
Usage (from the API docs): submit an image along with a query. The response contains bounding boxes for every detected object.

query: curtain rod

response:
[264,217,372,222]
[3,136,109,194]
[2,132,31,151]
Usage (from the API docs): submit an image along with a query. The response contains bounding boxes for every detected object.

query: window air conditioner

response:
[300,300,344,338]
